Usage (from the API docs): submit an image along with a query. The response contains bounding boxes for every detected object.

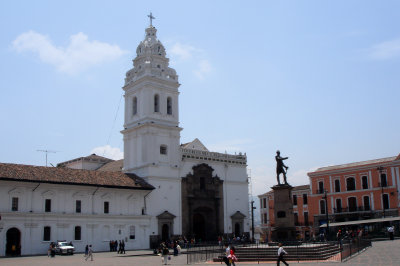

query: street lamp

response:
[377,166,386,218]
[251,200,256,242]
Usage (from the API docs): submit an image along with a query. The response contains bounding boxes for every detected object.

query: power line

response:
[103,93,123,157]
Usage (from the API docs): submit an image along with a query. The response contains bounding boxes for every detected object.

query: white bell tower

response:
[122,20,181,178]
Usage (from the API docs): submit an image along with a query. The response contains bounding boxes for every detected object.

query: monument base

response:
[271,184,297,242]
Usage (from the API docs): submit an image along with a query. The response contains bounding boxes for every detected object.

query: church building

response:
[0,19,249,256]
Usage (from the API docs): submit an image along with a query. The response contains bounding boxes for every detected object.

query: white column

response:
[329,176,332,193]
[368,171,372,189]
[370,192,374,210]
[391,167,396,187]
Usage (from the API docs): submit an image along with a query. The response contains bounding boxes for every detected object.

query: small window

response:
[130,226,135,239]
[303,194,308,205]
[294,213,299,225]
[293,195,297,206]
[334,179,341,192]
[318,181,324,194]
[304,212,309,226]
[336,198,342,213]
[263,198,267,209]
[43,226,51,241]
[263,213,267,224]
[104,201,109,214]
[160,145,167,155]
[200,177,206,190]
[277,211,286,218]
[346,177,356,191]
[132,97,137,115]
[76,200,81,213]
[11,197,18,211]
[382,194,389,209]
[320,200,326,214]
[167,97,172,115]
[45,199,51,212]
[154,94,159,112]
[380,173,387,187]
[362,176,368,189]
[363,196,370,211]
[74,226,81,240]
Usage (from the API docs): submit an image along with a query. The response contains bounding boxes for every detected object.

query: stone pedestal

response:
[271,184,297,241]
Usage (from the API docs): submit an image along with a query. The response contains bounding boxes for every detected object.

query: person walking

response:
[121,240,126,254]
[228,245,237,266]
[223,243,230,265]
[85,245,93,261]
[161,243,170,265]
[84,245,89,258]
[277,243,288,266]
[388,226,395,240]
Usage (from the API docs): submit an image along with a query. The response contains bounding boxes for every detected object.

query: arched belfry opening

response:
[181,163,224,241]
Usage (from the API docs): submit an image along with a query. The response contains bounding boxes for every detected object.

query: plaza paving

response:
[0,239,399,266]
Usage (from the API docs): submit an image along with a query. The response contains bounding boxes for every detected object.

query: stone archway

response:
[6,227,21,256]
[161,224,170,241]
[181,164,224,241]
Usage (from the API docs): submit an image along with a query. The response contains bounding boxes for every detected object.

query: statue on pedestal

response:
[276,150,289,185]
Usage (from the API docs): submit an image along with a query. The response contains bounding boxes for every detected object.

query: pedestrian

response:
[85,245,93,261]
[84,245,89,258]
[117,240,122,254]
[277,243,288,266]
[121,240,126,254]
[388,225,394,240]
[223,243,230,266]
[228,245,237,266]
[173,241,178,256]
[161,243,170,265]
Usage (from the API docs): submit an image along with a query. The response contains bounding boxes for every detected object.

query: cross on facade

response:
[148,12,155,27]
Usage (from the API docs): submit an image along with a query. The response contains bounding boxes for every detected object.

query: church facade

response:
[0,21,249,256]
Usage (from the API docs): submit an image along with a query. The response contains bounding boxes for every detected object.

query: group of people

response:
[218,234,248,246]
[223,244,238,266]
[109,240,126,253]
[156,241,181,265]
[84,245,93,261]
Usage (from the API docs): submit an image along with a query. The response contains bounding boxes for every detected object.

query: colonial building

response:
[258,154,400,242]
[258,185,312,242]
[308,154,400,227]
[0,20,250,256]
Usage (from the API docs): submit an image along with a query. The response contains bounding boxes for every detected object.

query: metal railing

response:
[339,238,372,262]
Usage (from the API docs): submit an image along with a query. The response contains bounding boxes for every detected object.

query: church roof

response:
[57,153,113,167]
[0,163,154,190]
[97,159,124,172]
[181,138,209,151]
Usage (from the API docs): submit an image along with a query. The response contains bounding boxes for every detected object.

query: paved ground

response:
[1,240,399,266]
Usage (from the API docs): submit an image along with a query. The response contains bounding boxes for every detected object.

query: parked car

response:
[55,241,75,255]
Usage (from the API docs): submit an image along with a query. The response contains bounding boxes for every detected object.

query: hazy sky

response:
[1,0,399,197]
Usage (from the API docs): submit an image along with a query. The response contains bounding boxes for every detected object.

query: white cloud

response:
[169,42,197,61]
[12,31,128,74]
[168,42,212,80]
[91,145,123,160]
[193,60,212,80]
[369,38,400,60]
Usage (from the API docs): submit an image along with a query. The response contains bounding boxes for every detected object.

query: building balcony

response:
[333,206,372,213]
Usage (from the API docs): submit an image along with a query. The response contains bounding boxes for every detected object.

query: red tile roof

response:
[0,163,154,190]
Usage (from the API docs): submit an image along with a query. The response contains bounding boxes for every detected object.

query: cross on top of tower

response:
[148,12,155,27]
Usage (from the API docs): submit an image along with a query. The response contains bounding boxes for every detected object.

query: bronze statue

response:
[276,150,289,185]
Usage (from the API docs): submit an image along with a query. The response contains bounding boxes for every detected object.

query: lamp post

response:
[377,166,386,218]
[251,200,256,242]
[324,190,330,240]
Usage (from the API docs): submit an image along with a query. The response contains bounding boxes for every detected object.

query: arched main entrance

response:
[6,228,21,256]
[161,224,169,241]
[235,222,241,236]
[193,213,206,240]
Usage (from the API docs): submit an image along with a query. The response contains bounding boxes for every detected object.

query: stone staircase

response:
[213,243,341,262]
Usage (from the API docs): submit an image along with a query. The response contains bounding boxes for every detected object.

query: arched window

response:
[346,177,356,191]
[167,97,172,115]
[132,97,137,115]
[363,196,370,211]
[154,94,159,112]
[74,226,81,240]
[380,173,387,187]
[320,200,326,214]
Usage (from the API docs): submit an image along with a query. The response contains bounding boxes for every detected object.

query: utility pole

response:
[37,150,58,167]
[324,189,330,240]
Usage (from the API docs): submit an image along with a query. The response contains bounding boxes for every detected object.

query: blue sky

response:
[1,0,399,196]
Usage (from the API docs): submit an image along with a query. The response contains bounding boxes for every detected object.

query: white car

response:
[56,241,75,255]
